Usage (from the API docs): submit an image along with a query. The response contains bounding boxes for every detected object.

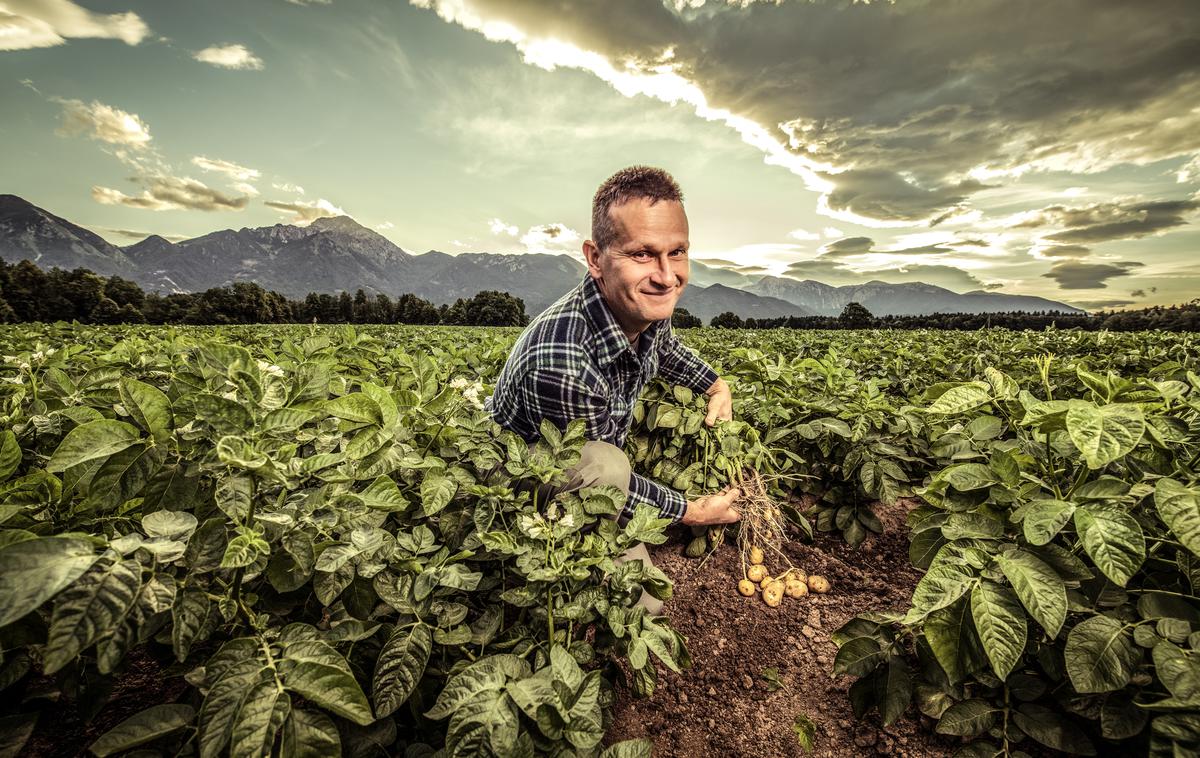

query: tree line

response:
[679,299,1200,332]
[0,259,528,326]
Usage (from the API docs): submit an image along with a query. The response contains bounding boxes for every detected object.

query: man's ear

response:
[582,240,603,278]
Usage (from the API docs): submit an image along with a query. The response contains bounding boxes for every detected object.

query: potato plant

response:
[833,363,1200,756]
[0,326,666,757]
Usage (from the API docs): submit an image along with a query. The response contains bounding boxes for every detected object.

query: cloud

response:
[786,228,820,242]
[272,182,305,195]
[93,176,251,212]
[783,258,988,291]
[520,222,580,254]
[98,227,186,243]
[820,236,874,256]
[375,221,395,230]
[191,156,260,181]
[1018,198,1200,244]
[264,197,346,224]
[54,97,152,148]
[193,43,264,70]
[488,217,518,237]
[1041,260,1144,290]
[411,0,1200,226]
[1033,243,1091,259]
[1130,288,1146,298]
[1074,299,1137,309]
[0,0,149,51]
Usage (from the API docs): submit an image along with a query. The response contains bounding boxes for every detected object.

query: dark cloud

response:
[415,0,1200,224]
[1074,299,1137,309]
[1130,288,1146,297]
[93,175,250,212]
[100,227,186,242]
[820,169,989,224]
[1019,199,1200,244]
[1041,260,1144,289]
[784,259,986,291]
[1039,244,1091,258]
[821,236,874,255]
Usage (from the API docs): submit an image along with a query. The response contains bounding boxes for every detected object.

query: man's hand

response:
[704,377,732,426]
[682,486,742,525]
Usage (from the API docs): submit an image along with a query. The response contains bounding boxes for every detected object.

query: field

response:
[0,323,1198,757]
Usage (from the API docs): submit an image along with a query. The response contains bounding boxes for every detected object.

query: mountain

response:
[748,276,1084,316]
[0,195,1085,318]
[679,283,813,322]
[0,194,135,275]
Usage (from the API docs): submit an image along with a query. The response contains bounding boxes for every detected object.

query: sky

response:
[2,0,1198,311]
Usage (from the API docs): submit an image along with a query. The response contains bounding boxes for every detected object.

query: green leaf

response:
[601,739,654,758]
[1101,691,1149,740]
[1064,400,1144,469]
[142,510,198,542]
[879,657,912,727]
[221,528,270,569]
[425,657,515,720]
[996,550,1067,638]
[1074,503,1145,586]
[1156,478,1200,558]
[927,382,991,415]
[172,588,214,661]
[373,624,432,718]
[909,563,976,617]
[942,464,995,492]
[971,581,1027,680]
[278,634,374,725]
[47,419,141,473]
[359,475,408,511]
[280,709,341,758]
[924,598,987,685]
[0,536,97,628]
[231,678,290,758]
[1065,614,1138,693]
[216,436,269,470]
[833,637,884,677]
[119,377,172,443]
[420,470,456,516]
[0,430,20,482]
[90,704,195,757]
[1152,641,1200,700]
[935,698,998,738]
[43,555,143,674]
[1022,500,1075,546]
[1012,703,1096,755]
[326,393,383,425]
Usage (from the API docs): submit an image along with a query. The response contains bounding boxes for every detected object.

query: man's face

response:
[584,197,690,339]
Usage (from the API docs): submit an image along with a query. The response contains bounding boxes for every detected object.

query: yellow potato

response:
[737,579,756,597]
[759,576,774,590]
[762,584,783,607]
[808,575,831,594]
[784,568,807,584]
[749,546,764,565]
[747,564,768,582]
[785,579,808,598]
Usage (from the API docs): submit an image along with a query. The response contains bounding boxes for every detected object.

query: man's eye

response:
[669,249,687,258]
[632,251,652,260]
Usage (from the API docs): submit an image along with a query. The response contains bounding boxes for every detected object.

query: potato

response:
[767,580,785,595]
[685,536,708,558]
[762,584,783,607]
[747,564,768,582]
[737,579,756,597]
[784,568,808,584]
[759,576,774,591]
[785,579,808,598]
[748,546,764,565]
[808,575,831,593]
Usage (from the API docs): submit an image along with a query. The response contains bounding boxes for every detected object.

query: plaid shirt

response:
[486,275,717,522]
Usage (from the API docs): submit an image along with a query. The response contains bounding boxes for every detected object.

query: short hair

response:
[591,165,684,252]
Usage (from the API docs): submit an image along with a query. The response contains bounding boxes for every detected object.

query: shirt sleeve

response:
[521,366,688,522]
[656,328,718,394]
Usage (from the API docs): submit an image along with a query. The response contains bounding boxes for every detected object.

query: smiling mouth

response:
[642,289,676,297]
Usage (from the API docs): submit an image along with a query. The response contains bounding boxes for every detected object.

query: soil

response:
[606,498,957,758]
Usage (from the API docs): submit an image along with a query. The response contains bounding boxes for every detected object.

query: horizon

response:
[2,0,1198,312]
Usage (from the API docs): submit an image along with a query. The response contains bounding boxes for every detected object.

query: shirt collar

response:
[580,275,667,367]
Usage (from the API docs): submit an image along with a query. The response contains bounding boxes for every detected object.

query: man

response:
[486,165,742,611]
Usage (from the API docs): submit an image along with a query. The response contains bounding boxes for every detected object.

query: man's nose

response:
[650,257,678,287]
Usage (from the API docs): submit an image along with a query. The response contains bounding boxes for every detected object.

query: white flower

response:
[559,514,576,529]
[45,348,57,356]
[449,376,470,390]
[31,351,44,361]
[17,361,30,371]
